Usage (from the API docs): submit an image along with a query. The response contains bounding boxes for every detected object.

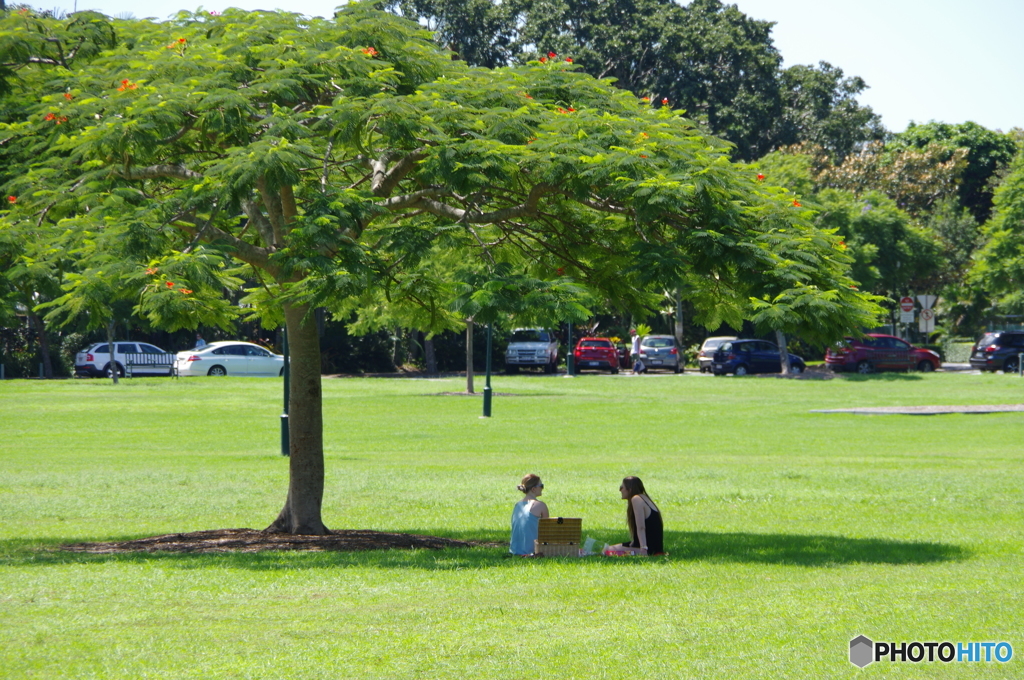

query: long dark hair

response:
[622,476,649,540]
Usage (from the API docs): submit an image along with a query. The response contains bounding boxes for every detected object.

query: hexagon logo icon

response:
[850,635,874,668]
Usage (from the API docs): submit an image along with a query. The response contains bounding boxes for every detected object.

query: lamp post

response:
[566,321,575,376]
[280,326,290,456]
[482,323,493,417]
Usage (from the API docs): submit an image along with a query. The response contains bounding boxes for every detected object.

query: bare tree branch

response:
[118,165,203,181]
[241,199,278,251]
[371,149,428,197]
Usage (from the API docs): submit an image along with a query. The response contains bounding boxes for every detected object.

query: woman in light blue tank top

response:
[510,474,549,555]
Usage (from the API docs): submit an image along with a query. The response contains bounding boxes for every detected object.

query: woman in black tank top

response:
[608,476,664,555]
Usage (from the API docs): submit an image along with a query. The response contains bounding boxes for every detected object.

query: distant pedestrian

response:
[195,333,206,349]
[630,328,643,373]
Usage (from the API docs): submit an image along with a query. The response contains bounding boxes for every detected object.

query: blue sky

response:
[40,0,1024,134]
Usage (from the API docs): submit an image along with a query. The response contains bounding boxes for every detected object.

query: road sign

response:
[919,307,935,333]
[917,294,937,311]
[900,296,915,313]
[900,310,915,324]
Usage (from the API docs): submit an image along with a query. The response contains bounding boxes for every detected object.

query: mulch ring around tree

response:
[61,529,503,554]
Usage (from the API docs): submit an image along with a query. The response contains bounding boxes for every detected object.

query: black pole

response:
[280,326,290,456]
[566,321,575,376]
[483,323,493,417]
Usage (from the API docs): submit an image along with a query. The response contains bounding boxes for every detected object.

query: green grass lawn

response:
[1,371,1022,678]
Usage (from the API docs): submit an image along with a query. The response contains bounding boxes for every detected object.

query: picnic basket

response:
[534,517,582,557]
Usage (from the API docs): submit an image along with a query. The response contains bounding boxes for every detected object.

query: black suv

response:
[969,331,1024,373]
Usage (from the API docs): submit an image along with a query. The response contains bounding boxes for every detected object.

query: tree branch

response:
[372,149,428,197]
[241,199,278,251]
[118,165,203,181]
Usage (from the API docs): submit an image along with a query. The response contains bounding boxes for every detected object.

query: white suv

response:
[75,342,175,377]
[505,328,559,374]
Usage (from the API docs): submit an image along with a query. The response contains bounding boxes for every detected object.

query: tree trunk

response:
[425,335,438,376]
[265,302,328,535]
[465,319,474,394]
[776,329,791,375]
[674,289,684,346]
[27,309,53,378]
[106,319,118,385]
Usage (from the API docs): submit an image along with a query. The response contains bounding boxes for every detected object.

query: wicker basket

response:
[534,517,583,557]
[534,541,581,557]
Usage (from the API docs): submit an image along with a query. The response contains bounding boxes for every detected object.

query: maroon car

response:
[825,334,941,374]
[574,337,620,373]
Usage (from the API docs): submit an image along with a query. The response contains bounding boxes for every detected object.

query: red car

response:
[574,337,620,373]
[825,334,941,374]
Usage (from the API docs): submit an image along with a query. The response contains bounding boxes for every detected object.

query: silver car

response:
[637,335,682,373]
[698,336,737,373]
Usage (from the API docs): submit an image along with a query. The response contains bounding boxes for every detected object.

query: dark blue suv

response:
[970,331,1024,373]
[712,339,806,376]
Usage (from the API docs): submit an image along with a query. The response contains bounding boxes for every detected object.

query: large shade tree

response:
[1,5,881,534]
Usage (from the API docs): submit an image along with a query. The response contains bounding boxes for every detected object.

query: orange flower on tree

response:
[165,281,175,288]
[565,57,573,63]
[7,196,15,204]
[792,200,802,207]
[146,267,158,275]
[63,93,73,100]
[548,51,557,58]
[539,57,547,63]
[118,79,138,91]
[180,289,193,295]
[361,47,378,56]
[756,174,765,181]
[662,98,669,105]
[44,112,56,121]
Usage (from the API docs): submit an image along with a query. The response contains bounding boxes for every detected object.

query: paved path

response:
[812,404,1024,415]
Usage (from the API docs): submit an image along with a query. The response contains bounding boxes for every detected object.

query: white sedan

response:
[176,341,285,377]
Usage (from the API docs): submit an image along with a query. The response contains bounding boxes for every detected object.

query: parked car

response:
[637,335,682,373]
[75,342,174,378]
[505,328,559,374]
[175,341,284,376]
[969,331,1024,373]
[825,334,940,373]
[712,339,806,376]
[574,337,620,373]
[698,336,737,373]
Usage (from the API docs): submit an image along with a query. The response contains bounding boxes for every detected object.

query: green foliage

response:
[815,189,944,299]
[889,121,1018,222]
[971,146,1024,314]
[777,61,884,162]
[1,5,880,342]
[387,0,880,162]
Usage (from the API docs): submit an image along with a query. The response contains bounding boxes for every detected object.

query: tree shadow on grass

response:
[839,373,925,382]
[1,529,969,571]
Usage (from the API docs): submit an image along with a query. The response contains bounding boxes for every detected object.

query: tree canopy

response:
[386,0,881,161]
[1,4,882,532]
